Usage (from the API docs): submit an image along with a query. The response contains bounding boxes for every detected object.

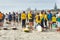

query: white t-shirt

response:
[58,13,60,17]
[5,15,8,19]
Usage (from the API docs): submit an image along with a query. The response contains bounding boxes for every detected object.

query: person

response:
[43,11,48,30]
[57,11,60,31]
[0,12,5,27]
[35,13,41,29]
[28,11,33,30]
[15,12,19,25]
[21,11,26,28]
[12,12,16,23]
[32,12,35,26]
[40,10,44,30]
[18,13,21,22]
[47,10,52,30]
[5,13,8,20]
[35,13,41,24]
[8,12,12,24]
[5,13,8,23]
[52,15,57,28]
[56,12,58,18]
[15,13,19,23]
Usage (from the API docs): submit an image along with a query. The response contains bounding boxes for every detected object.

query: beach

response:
[0,21,60,40]
[0,29,60,40]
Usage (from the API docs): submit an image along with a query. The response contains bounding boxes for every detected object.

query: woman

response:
[40,10,44,30]
[21,11,26,28]
[43,11,48,30]
[28,11,33,30]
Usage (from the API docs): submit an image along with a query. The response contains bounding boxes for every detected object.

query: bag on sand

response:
[35,24,42,32]
[24,28,30,32]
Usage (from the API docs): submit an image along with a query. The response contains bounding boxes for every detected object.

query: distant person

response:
[5,13,8,20]
[32,12,35,26]
[8,12,12,24]
[12,12,16,23]
[15,12,19,25]
[52,15,57,28]
[5,13,8,23]
[28,11,33,30]
[35,13,41,28]
[21,11,26,28]
[43,11,48,30]
[18,13,21,22]
[0,12,5,26]
[56,12,58,18]
[40,10,44,31]
[35,13,41,25]
[57,11,60,31]
[47,10,52,30]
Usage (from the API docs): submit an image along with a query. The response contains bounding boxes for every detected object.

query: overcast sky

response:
[0,0,59,13]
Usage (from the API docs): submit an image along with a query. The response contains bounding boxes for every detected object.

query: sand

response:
[0,20,60,40]
[0,29,60,40]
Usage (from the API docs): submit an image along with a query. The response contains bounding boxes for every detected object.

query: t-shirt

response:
[21,13,26,20]
[28,13,32,19]
[35,15,41,23]
[52,16,56,22]
[5,15,8,19]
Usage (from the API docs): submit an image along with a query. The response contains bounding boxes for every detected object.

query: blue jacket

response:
[8,14,12,20]
[47,13,52,20]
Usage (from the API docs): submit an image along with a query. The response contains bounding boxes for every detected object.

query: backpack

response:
[35,24,42,32]
[0,13,3,19]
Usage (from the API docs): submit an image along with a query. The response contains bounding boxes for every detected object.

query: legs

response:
[22,20,26,28]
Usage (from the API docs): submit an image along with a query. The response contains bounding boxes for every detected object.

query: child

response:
[35,13,41,28]
[57,16,60,31]
[52,15,57,28]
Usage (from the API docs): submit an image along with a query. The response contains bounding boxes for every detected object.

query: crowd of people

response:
[0,10,60,31]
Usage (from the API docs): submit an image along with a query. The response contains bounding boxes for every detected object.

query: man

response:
[47,10,52,30]
[8,12,12,24]
[21,11,26,28]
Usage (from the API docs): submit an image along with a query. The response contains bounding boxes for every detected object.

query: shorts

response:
[29,19,33,22]
[9,19,12,22]
[22,20,26,28]
[13,17,15,21]
[6,18,8,20]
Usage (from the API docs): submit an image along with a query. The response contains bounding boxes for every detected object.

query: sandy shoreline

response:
[0,29,60,40]
[0,20,60,40]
